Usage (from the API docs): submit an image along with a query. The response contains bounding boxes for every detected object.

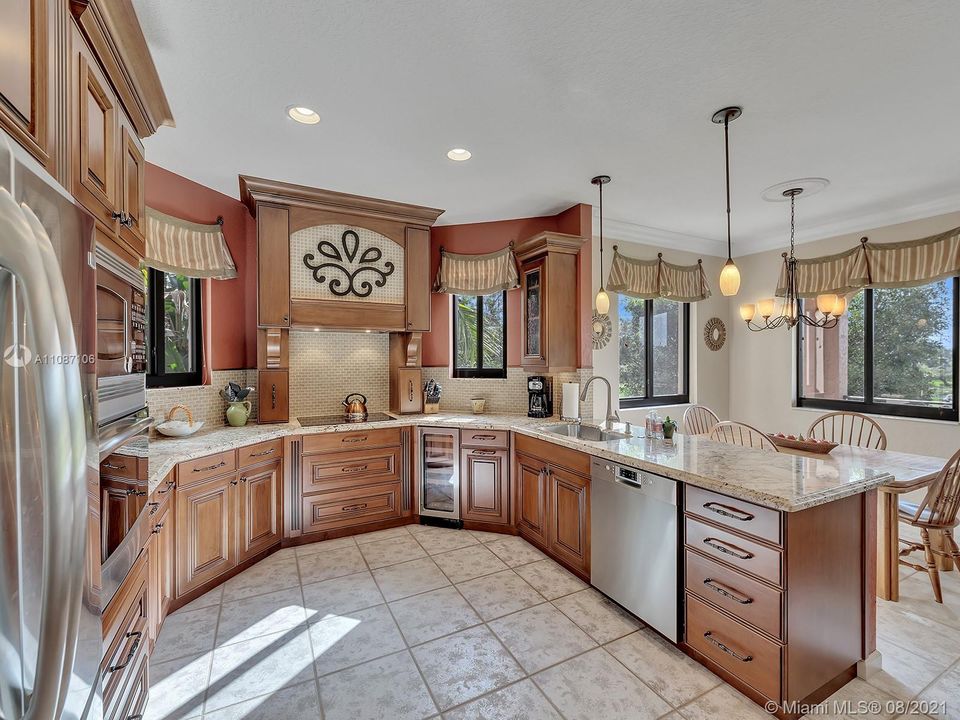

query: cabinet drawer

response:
[100,452,139,480]
[239,438,282,468]
[461,429,509,449]
[685,517,782,587]
[303,427,401,454]
[686,594,781,702]
[178,451,237,487]
[102,554,148,714]
[685,549,782,640]
[301,483,403,534]
[685,486,781,546]
[302,447,401,493]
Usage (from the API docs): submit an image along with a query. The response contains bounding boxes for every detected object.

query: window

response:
[618,295,690,407]
[452,292,506,378]
[146,268,203,387]
[797,279,959,420]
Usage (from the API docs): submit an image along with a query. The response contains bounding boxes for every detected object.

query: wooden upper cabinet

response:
[0,0,50,167]
[516,232,585,373]
[176,472,237,596]
[257,204,291,327]
[74,35,119,227]
[405,226,431,331]
[239,176,443,333]
[238,459,282,562]
[118,119,146,255]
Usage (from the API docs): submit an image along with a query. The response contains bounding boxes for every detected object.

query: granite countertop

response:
[147,413,946,512]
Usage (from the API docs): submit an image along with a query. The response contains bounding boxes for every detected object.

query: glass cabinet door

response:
[523,260,545,363]
[421,429,458,514]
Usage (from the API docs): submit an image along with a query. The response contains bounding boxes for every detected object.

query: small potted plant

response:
[662,416,677,441]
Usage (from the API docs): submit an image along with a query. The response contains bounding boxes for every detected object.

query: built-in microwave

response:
[95,244,146,425]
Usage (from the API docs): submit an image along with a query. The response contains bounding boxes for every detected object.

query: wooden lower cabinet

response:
[146,495,174,647]
[102,552,149,720]
[238,459,282,562]
[176,472,237,597]
[546,465,590,575]
[515,453,548,546]
[461,447,510,525]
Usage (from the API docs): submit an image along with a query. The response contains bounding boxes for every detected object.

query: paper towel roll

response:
[561,383,580,421]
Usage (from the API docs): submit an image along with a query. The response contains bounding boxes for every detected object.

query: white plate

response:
[155,420,205,437]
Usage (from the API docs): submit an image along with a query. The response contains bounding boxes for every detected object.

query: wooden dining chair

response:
[898,447,960,603]
[682,405,720,436]
[708,421,780,452]
[807,411,887,450]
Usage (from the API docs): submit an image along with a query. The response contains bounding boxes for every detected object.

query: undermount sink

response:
[542,423,630,442]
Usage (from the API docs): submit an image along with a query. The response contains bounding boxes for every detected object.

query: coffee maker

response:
[527,376,553,418]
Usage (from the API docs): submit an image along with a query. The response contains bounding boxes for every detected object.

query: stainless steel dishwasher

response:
[590,458,679,642]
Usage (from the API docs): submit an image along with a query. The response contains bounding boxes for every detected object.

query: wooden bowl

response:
[770,435,838,454]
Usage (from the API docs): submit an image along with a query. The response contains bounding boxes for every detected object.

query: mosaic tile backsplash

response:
[147,369,258,429]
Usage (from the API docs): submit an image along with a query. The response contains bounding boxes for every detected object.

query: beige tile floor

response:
[147,525,960,720]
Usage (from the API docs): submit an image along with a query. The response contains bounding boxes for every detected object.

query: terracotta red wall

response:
[423,204,593,368]
[145,163,256,370]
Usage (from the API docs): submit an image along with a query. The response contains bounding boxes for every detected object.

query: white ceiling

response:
[133,0,960,256]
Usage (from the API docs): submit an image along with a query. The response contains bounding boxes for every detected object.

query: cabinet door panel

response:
[176,474,236,596]
[74,43,118,225]
[119,121,146,254]
[520,258,547,368]
[461,448,509,525]
[515,453,547,546]
[0,0,49,164]
[238,459,281,562]
[258,369,289,423]
[548,465,589,575]
[257,204,290,327]
[404,226,431,331]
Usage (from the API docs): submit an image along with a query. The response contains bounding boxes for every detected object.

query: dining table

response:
[774,442,946,602]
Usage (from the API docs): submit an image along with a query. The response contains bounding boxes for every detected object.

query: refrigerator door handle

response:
[0,188,86,720]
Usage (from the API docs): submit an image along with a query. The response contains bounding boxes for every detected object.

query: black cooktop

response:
[297,413,398,427]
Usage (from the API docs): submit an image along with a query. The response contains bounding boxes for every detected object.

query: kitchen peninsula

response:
[147,413,945,719]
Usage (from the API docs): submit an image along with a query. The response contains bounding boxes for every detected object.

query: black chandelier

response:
[739,187,847,331]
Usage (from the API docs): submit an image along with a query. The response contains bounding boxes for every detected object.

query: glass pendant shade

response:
[595,288,610,315]
[816,293,839,315]
[719,259,741,297]
[739,303,756,322]
[831,295,848,316]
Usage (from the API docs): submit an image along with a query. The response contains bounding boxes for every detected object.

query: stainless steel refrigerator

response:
[0,130,102,718]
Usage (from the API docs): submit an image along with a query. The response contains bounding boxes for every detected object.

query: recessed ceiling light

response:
[447,148,472,161]
[287,106,320,125]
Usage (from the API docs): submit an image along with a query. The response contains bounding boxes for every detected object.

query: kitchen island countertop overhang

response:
[146,413,946,512]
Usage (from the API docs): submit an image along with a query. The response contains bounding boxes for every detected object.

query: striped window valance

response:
[434,245,519,296]
[606,247,712,302]
[145,208,237,279]
[777,227,960,298]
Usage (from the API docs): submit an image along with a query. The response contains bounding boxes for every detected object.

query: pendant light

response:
[712,107,742,297]
[592,174,612,314]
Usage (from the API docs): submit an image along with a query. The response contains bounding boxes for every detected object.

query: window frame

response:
[146,267,204,388]
[795,279,960,421]
[619,298,691,409]
[451,291,508,379]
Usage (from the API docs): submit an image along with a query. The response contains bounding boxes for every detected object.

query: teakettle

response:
[342,393,368,421]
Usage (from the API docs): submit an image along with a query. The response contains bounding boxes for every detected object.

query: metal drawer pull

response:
[193,460,226,473]
[342,436,368,443]
[471,449,496,456]
[342,503,368,512]
[703,578,753,604]
[408,380,414,402]
[125,489,147,497]
[102,462,127,471]
[250,447,275,457]
[147,502,159,515]
[341,464,369,473]
[472,434,497,440]
[702,537,754,560]
[152,522,164,534]
[108,631,142,672]
[240,477,248,483]
[703,502,754,522]
[159,480,175,494]
[703,631,752,662]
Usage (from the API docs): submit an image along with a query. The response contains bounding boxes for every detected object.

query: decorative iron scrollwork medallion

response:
[704,316,727,351]
[592,313,612,350]
[303,229,395,298]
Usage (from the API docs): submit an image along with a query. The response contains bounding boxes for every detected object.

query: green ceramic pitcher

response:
[226,400,252,427]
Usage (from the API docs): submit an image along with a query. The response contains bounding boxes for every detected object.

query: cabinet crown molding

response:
[71,0,175,138]
[238,175,444,226]
[514,231,586,261]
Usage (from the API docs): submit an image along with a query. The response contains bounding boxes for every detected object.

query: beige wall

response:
[591,236,732,425]
[729,211,960,458]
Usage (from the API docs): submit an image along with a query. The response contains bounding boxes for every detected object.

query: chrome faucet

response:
[579,376,621,431]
